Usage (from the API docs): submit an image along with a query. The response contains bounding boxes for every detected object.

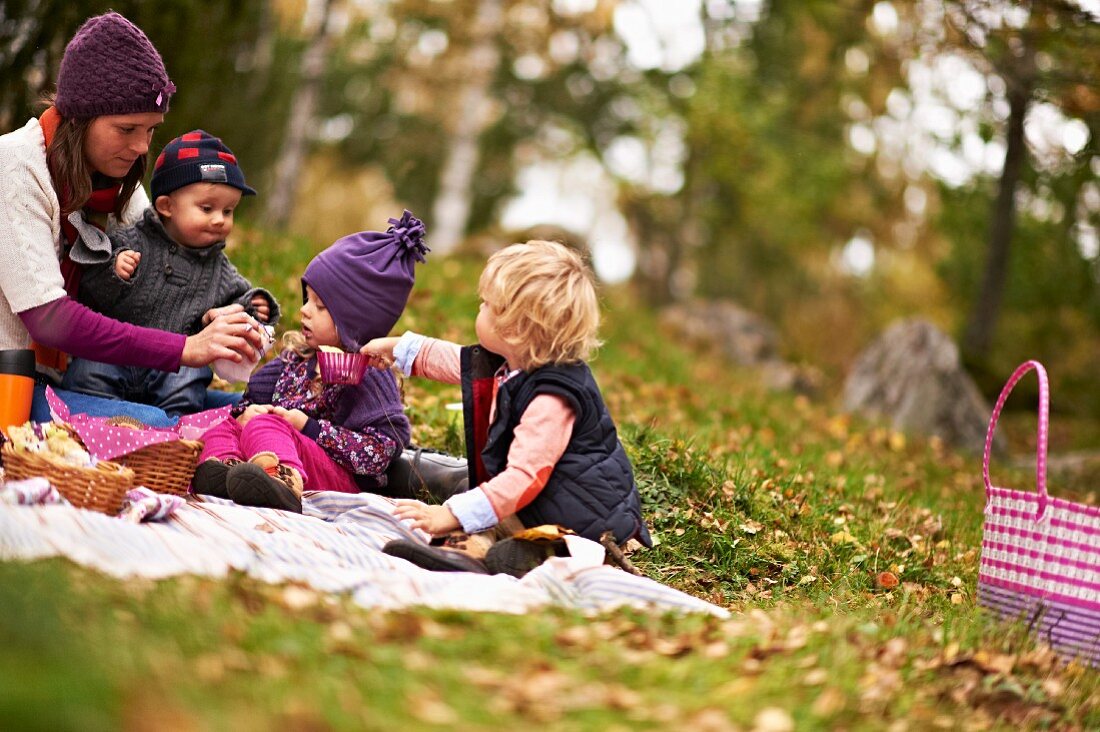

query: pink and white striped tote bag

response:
[979,360,1100,667]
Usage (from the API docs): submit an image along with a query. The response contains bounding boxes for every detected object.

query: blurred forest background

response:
[1,0,1098,417]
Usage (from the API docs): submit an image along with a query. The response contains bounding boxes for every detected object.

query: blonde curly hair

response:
[478,240,602,371]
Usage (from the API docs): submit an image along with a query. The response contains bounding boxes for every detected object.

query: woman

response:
[0,12,261,425]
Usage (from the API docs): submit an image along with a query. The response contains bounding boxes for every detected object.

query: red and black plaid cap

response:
[150,130,256,200]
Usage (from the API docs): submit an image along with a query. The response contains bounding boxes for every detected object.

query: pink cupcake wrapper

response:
[317,351,367,385]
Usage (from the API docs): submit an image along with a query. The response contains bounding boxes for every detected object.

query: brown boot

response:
[484,538,561,578]
[191,458,242,499]
[226,451,304,512]
[382,540,489,574]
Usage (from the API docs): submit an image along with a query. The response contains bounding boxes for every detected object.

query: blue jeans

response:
[62,358,212,418]
[31,382,243,428]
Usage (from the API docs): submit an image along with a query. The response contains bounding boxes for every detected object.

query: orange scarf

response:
[35,106,124,372]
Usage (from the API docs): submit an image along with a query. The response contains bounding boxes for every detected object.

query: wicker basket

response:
[80,418,201,496]
[1,444,133,514]
[111,438,202,496]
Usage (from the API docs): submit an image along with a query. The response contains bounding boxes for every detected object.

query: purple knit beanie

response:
[55,12,175,119]
[302,211,429,351]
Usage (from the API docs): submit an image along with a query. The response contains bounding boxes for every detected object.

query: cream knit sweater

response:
[0,117,148,350]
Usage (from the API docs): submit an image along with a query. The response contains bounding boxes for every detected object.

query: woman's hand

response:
[361,337,400,370]
[271,406,308,431]
[182,310,263,367]
[236,404,273,427]
[393,500,461,536]
[202,303,245,327]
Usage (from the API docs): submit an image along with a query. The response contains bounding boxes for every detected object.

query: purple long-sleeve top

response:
[19,296,184,372]
[233,350,411,479]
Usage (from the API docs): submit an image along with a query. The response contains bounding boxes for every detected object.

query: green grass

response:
[2,227,1097,730]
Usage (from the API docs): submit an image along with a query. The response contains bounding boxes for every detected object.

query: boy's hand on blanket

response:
[360,337,399,370]
[114,250,140,281]
[393,500,461,536]
[271,406,308,431]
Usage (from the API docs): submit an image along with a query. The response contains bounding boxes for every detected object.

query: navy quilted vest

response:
[460,345,652,547]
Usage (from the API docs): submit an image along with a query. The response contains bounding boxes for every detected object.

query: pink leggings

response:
[199,414,358,493]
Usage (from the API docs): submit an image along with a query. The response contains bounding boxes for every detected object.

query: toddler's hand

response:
[236,404,273,427]
[250,295,271,322]
[270,406,308,431]
[114,250,140,281]
[361,337,399,370]
[393,499,461,536]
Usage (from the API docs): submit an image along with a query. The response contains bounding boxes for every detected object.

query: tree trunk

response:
[962,80,1031,362]
[263,0,335,230]
[624,196,669,304]
[429,0,503,255]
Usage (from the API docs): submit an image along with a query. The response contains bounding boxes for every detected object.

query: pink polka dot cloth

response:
[45,387,231,462]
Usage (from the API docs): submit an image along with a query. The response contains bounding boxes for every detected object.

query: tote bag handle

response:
[982,360,1049,518]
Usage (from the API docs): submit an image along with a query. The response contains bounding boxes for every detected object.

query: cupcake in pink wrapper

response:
[317,347,368,385]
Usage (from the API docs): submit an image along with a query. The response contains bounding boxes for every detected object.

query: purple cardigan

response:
[234,351,411,479]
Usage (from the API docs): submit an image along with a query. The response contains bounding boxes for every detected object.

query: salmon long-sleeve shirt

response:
[394,332,575,533]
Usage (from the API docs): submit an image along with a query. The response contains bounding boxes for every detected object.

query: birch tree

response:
[429,0,504,254]
[264,0,338,229]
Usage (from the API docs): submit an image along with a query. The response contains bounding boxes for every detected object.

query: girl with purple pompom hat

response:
[192,212,428,512]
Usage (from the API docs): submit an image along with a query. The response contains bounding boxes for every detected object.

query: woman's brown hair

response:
[40,94,146,217]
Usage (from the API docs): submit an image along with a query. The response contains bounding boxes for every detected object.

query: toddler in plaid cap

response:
[63,131,281,417]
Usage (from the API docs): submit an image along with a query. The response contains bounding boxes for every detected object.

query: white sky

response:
[614,0,706,72]
[503,0,703,282]
[501,154,636,281]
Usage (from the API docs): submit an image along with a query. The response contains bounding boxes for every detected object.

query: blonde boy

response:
[363,240,651,574]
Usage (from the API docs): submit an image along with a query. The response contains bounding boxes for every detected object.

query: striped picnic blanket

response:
[0,489,727,617]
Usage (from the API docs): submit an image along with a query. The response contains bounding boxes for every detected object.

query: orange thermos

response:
[0,349,35,437]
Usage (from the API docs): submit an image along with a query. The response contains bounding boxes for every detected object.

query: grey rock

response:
[660,300,819,396]
[660,300,778,366]
[843,319,996,452]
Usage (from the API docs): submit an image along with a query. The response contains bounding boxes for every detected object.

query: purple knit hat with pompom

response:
[55,12,175,119]
[302,211,429,351]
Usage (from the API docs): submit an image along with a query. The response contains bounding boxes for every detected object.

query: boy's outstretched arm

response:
[365,332,461,384]
[361,336,400,369]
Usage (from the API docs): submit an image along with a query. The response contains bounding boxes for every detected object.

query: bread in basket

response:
[2,422,133,514]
